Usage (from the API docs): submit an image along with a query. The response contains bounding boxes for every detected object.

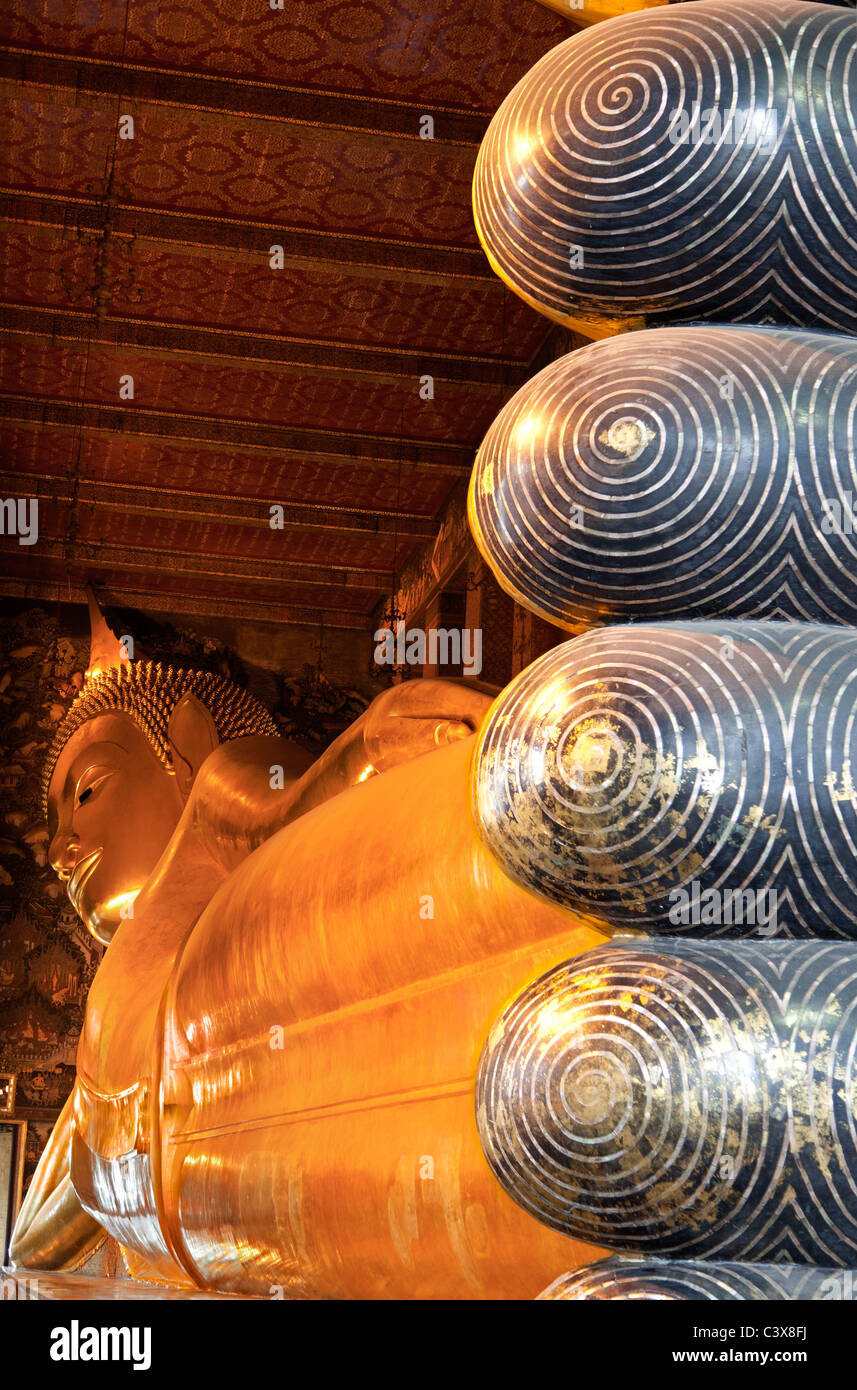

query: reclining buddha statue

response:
[8,591,610,1297]
[11,0,857,1300]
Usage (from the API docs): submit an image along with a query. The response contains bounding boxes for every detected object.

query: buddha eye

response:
[74,769,111,810]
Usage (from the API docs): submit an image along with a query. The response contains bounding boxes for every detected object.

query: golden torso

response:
[70,736,609,1296]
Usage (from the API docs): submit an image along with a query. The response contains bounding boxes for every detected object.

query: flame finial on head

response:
[85,583,134,677]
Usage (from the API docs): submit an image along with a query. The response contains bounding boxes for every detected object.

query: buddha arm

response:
[9,1088,105,1271]
[273,676,497,823]
[181,680,497,873]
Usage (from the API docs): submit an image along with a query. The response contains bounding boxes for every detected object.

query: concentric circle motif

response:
[538,1256,857,1300]
[535,0,856,16]
[469,326,857,631]
[473,0,857,332]
[473,620,857,936]
[476,939,857,1263]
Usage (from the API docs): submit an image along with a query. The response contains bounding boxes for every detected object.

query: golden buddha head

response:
[43,592,278,946]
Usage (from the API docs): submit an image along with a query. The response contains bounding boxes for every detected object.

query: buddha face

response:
[47,712,185,945]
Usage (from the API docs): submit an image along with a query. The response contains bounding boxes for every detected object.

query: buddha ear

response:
[167,693,220,801]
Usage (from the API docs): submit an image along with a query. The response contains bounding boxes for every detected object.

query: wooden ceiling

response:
[0,0,573,636]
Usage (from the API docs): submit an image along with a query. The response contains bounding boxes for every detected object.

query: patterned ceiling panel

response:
[0,92,478,243]
[0,339,506,441]
[1,0,569,110]
[60,505,404,570]
[0,426,455,514]
[0,227,539,358]
[0,549,380,613]
[0,0,568,630]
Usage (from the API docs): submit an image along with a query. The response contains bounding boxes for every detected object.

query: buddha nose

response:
[50,830,80,881]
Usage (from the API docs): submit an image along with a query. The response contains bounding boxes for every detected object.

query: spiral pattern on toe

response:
[536,0,856,18]
[473,620,857,936]
[473,0,857,332]
[476,940,857,1264]
[539,1257,857,1300]
[469,326,857,631]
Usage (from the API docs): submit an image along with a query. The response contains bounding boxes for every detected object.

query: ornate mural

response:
[0,607,97,1192]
